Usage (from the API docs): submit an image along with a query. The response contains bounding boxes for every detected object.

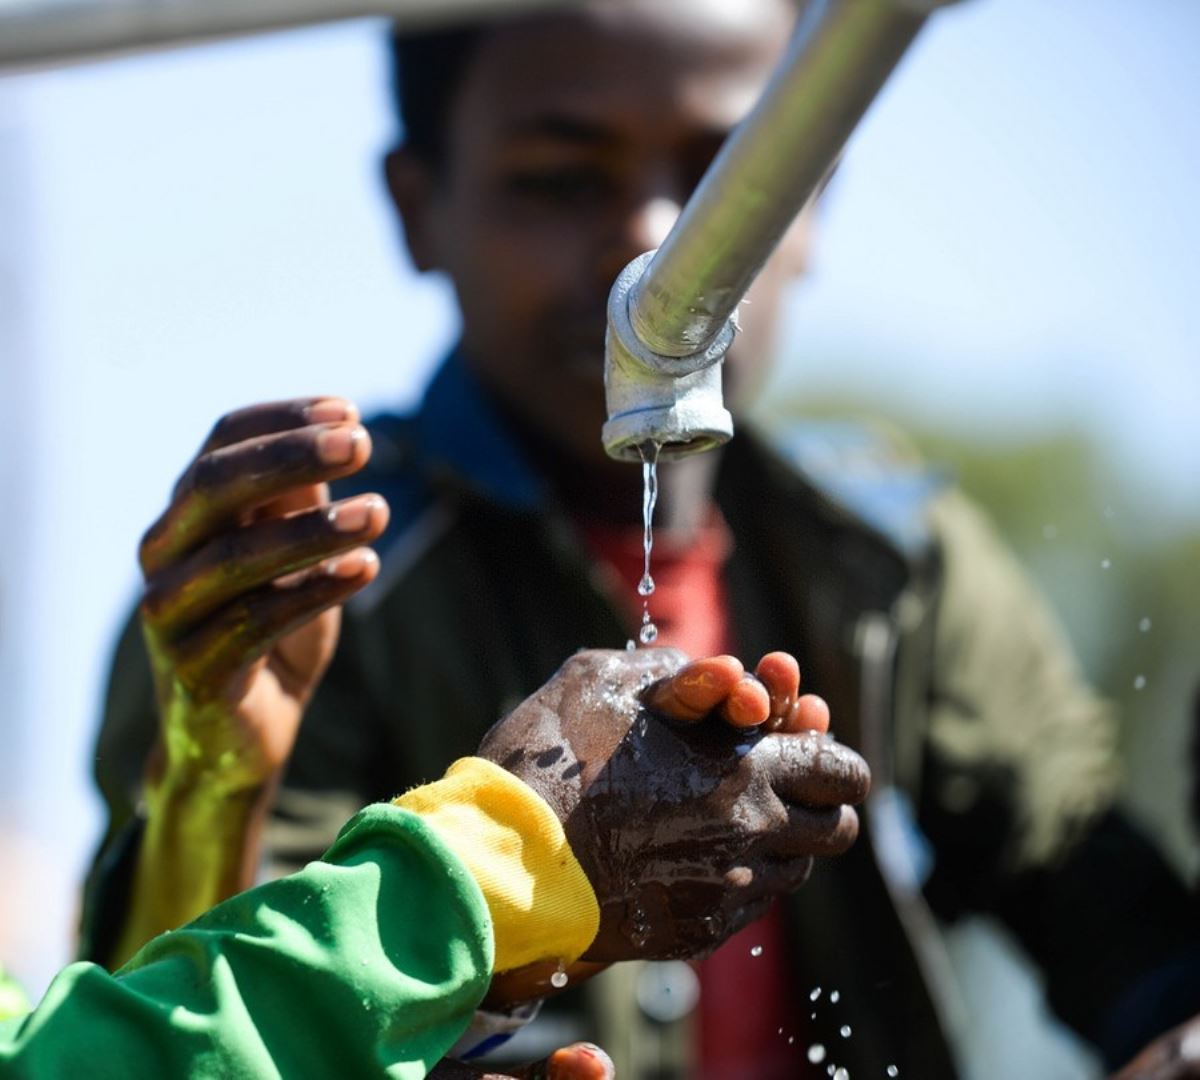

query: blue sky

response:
[0,0,1196,1011]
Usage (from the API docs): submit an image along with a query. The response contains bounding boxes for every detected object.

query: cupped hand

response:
[479,647,869,964]
[138,397,388,795]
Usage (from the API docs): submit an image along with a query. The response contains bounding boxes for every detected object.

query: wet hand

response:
[479,648,869,964]
[138,398,388,795]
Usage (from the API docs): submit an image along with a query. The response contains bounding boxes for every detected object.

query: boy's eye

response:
[504,167,614,206]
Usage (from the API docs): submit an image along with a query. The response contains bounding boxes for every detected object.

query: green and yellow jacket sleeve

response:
[0,759,598,1078]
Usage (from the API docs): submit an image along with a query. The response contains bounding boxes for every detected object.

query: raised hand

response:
[138,397,388,795]
[480,648,869,968]
[112,397,388,967]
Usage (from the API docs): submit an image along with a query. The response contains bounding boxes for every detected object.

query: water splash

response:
[637,442,660,646]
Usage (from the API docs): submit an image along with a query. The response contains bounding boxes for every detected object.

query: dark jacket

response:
[84,353,1200,1077]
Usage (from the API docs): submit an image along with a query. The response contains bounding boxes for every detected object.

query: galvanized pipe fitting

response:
[602,252,735,462]
[602,0,966,462]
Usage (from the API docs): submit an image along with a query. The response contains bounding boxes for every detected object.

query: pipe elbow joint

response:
[601,252,736,463]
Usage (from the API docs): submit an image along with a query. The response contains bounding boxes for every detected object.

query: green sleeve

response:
[0,804,493,1079]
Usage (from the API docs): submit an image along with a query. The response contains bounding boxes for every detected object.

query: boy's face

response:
[392,0,808,467]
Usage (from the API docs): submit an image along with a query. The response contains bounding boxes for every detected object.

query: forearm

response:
[109,765,272,969]
[1,805,493,1077]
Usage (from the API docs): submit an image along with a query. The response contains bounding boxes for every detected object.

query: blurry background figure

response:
[0,1,1196,1076]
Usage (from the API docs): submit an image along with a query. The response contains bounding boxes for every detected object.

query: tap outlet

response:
[601,252,736,463]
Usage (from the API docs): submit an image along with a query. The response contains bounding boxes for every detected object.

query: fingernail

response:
[317,425,362,465]
[306,399,357,424]
[326,549,378,578]
[332,496,377,533]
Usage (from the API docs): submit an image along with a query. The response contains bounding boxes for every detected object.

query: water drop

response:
[777,1027,784,1035]
[750,945,763,957]
[887,1068,900,1077]
[830,990,840,1004]
[626,639,637,651]
[840,1024,852,1038]
[1042,524,1058,540]
[807,1043,827,1063]
[1101,558,1112,570]
[627,906,651,950]
[811,1012,816,1019]
[1134,675,1146,690]
[809,986,823,1001]
[833,1069,849,1080]
[1139,617,1152,632]
[826,1066,836,1077]
[636,443,661,646]
[550,967,569,989]
[1103,505,1116,519]
[788,1036,795,1045]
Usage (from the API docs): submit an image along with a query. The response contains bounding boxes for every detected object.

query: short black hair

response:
[387,22,485,166]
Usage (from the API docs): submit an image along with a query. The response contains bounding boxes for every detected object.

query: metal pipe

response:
[603,0,966,461]
[0,0,570,71]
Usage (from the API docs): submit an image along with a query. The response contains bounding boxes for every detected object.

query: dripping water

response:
[638,441,660,645]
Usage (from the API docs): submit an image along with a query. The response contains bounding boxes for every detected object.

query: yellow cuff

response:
[394,757,599,974]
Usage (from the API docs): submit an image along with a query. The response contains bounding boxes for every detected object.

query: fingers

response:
[142,494,388,638]
[769,803,861,858]
[537,1044,615,1080]
[756,651,798,723]
[718,676,770,728]
[782,694,830,735]
[763,733,872,809]
[647,651,822,732]
[643,656,770,728]
[644,655,744,721]
[169,548,379,702]
[197,397,358,455]
[142,420,371,576]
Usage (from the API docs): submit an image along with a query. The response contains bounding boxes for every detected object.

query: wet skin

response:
[480,648,869,965]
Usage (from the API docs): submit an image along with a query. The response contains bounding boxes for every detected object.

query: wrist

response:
[394,758,600,975]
